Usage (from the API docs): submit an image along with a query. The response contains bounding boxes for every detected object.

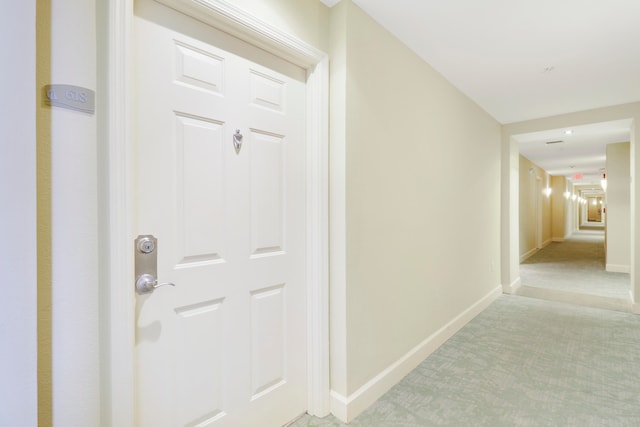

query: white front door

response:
[133,1,307,426]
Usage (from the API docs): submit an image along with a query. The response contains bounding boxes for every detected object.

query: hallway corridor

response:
[290,232,636,426]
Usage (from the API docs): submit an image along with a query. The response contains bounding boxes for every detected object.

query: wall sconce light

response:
[601,173,607,191]
[571,194,577,201]
[563,191,571,199]
[544,187,552,198]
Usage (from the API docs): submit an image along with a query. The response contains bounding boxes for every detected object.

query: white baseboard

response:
[551,237,564,242]
[329,285,503,423]
[520,247,537,262]
[606,264,630,273]
[520,240,553,262]
[503,276,521,294]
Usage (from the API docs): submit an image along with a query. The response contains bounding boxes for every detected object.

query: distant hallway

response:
[517,230,631,311]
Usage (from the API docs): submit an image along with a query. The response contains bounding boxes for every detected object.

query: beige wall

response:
[331,0,501,402]
[519,155,552,259]
[606,142,631,272]
[550,175,567,240]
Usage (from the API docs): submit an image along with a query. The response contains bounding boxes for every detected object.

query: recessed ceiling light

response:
[564,129,573,135]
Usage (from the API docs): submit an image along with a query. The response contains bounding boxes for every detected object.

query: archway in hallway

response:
[501,115,637,311]
[517,164,628,303]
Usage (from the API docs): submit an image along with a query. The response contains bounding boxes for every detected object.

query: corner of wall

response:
[328,0,349,401]
[503,276,521,295]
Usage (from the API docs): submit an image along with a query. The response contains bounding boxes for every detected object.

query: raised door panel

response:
[249,130,285,257]
[250,284,286,399]
[174,299,227,427]
[175,113,226,266]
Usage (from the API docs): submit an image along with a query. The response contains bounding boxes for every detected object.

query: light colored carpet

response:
[519,231,630,300]
[289,295,640,426]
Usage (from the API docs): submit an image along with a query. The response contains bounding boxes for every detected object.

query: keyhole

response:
[137,237,155,254]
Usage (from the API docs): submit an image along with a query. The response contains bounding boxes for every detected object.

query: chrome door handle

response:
[136,273,176,294]
[134,234,176,295]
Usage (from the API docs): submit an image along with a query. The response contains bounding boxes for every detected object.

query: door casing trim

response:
[104,1,329,424]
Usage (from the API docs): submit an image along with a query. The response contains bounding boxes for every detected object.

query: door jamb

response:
[104,0,330,424]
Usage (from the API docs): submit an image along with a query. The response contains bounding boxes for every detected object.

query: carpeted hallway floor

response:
[517,230,631,312]
[289,231,639,426]
[290,296,640,426]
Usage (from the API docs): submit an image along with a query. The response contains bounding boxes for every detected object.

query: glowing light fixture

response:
[543,187,552,198]
[571,194,577,201]
[601,173,607,191]
[563,191,571,199]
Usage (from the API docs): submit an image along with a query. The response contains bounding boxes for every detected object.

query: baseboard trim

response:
[551,237,564,242]
[606,264,630,274]
[520,247,537,262]
[329,285,503,422]
[520,239,554,262]
[503,276,521,294]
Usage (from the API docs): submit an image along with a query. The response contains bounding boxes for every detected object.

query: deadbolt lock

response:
[137,236,156,254]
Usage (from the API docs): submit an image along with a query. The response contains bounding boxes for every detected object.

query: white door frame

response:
[104,1,330,425]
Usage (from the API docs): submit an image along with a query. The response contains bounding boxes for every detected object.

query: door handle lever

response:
[136,273,176,295]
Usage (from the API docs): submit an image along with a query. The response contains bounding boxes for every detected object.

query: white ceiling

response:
[321,0,639,182]
[515,120,631,185]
